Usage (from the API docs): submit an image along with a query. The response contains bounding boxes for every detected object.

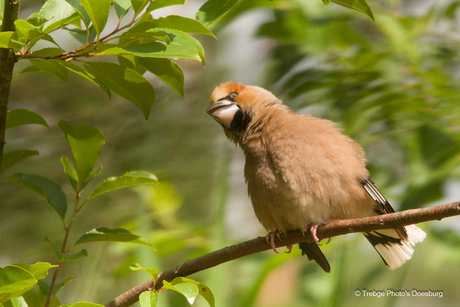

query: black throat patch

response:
[230,108,252,135]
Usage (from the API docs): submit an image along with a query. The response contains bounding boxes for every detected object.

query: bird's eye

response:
[229,92,238,100]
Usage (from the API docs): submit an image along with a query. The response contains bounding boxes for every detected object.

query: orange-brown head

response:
[206,82,284,144]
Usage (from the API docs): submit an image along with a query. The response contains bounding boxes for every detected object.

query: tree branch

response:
[0,0,21,170]
[105,201,460,307]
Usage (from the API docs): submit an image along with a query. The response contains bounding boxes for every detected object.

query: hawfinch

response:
[206,82,426,273]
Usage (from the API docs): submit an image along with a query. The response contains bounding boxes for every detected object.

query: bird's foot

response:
[266,231,282,253]
[302,222,325,243]
[285,244,293,254]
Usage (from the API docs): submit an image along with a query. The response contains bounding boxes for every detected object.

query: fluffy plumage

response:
[206,81,426,272]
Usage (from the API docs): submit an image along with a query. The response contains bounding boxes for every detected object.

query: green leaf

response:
[74,227,155,248]
[138,58,184,97]
[79,0,111,40]
[1,150,39,174]
[60,156,78,192]
[139,291,158,307]
[34,32,61,49]
[9,173,67,220]
[82,165,103,192]
[21,284,52,307]
[14,19,37,41]
[38,0,80,33]
[59,249,88,262]
[131,0,151,17]
[87,171,158,201]
[150,15,215,38]
[18,65,41,75]
[331,0,374,21]
[29,59,69,81]
[13,263,58,281]
[13,19,61,50]
[44,237,88,263]
[196,283,214,307]
[65,0,91,27]
[13,20,43,49]
[129,264,159,280]
[0,265,36,303]
[170,277,215,307]
[58,120,105,192]
[117,30,170,47]
[38,276,75,296]
[25,47,60,60]
[118,55,147,75]
[100,29,205,64]
[83,62,155,119]
[118,54,136,69]
[163,280,199,305]
[22,283,60,307]
[56,60,111,97]
[196,0,238,26]
[33,33,61,51]
[27,13,48,28]
[113,0,131,19]
[61,156,103,193]
[10,296,27,307]
[146,0,185,13]
[6,108,49,130]
[65,24,97,44]
[0,32,17,48]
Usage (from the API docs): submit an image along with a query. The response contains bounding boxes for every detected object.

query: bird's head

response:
[206,82,283,144]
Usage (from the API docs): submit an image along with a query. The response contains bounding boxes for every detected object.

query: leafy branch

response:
[4,120,159,306]
[105,201,460,307]
[0,0,219,176]
[0,0,216,123]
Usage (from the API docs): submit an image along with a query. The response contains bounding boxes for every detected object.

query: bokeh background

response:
[2,0,460,306]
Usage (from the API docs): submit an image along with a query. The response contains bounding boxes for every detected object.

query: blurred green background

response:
[2,0,460,306]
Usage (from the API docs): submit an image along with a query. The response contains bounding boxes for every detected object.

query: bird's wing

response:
[361,178,408,240]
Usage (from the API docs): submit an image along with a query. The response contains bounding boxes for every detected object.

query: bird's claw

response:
[266,231,282,253]
[303,223,327,243]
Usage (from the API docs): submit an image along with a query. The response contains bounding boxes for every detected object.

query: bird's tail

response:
[363,225,426,270]
[299,241,331,273]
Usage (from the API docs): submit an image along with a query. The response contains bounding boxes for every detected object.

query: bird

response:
[206,81,426,273]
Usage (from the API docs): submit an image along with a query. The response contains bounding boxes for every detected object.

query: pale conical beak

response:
[206,99,240,129]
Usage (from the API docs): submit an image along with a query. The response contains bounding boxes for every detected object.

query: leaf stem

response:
[45,195,81,306]
[62,196,81,252]
[45,262,63,307]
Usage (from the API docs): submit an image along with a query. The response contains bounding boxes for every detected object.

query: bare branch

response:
[105,201,460,307]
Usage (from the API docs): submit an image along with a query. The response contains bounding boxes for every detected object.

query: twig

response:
[45,197,81,307]
[105,201,460,307]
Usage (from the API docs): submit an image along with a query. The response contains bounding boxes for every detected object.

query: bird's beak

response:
[206,99,239,129]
